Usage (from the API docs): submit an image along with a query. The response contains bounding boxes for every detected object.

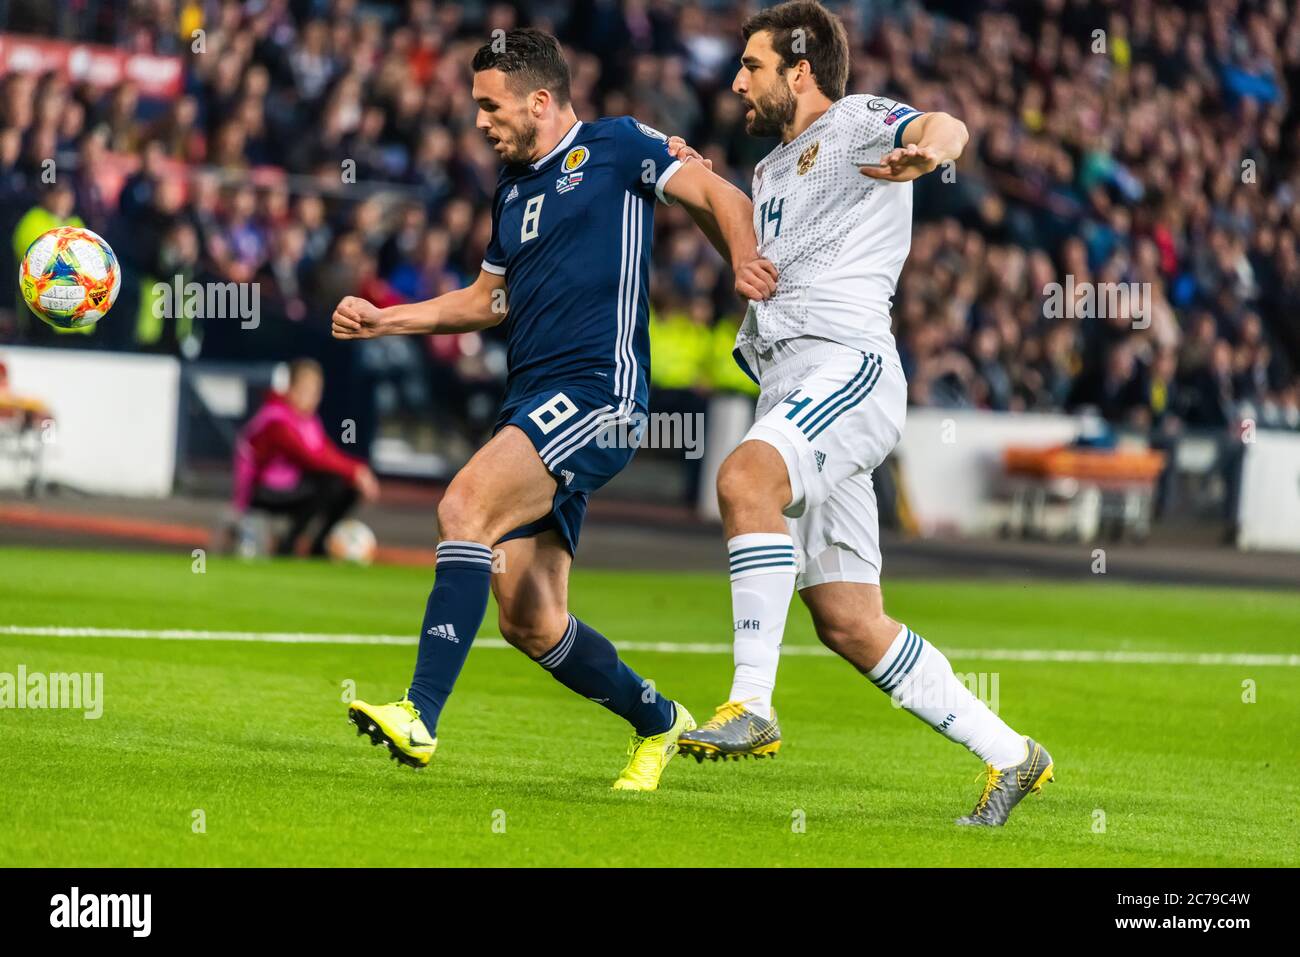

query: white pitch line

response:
[0,625,418,645]
[2,625,1298,667]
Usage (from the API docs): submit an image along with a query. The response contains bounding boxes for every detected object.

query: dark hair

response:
[742,0,849,102]
[471,28,571,106]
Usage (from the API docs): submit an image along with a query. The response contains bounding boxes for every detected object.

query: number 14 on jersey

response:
[759,196,784,242]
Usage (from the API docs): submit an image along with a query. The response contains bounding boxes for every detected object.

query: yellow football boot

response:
[348,696,437,768]
[611,703,696,791]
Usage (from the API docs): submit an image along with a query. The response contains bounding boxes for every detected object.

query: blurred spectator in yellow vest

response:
[649,299,710,392]
[649,297,713,506]
[11,182,93,343]
[707,312,761,397]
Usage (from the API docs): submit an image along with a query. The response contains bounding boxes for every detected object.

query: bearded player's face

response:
[473,69,540,165]
[732,31,797,138]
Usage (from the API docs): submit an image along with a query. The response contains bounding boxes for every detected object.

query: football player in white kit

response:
[674,0,1054,825]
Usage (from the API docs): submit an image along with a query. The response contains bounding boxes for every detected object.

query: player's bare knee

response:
[815,611,897,669]
[499,612,567,659]
[715,459,745,515]
[816,619,865,658]
[717,443,785,514]
[436,487,486,543]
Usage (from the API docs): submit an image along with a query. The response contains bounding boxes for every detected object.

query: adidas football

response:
[19,226,122,329]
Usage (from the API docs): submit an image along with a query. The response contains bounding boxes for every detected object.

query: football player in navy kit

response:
[333,28,776,790]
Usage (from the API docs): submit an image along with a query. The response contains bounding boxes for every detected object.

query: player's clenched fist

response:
[735,256,778,302]
[332,296,383,339]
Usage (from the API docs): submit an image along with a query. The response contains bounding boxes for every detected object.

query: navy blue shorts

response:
[494,384,643,554]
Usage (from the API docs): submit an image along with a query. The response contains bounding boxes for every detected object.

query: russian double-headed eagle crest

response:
[797,140,819,175]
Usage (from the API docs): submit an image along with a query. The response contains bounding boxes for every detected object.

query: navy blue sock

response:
[406,541,494,732]
[536,615,675,736]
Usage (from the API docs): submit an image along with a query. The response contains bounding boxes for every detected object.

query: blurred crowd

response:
[1,0,1298,454]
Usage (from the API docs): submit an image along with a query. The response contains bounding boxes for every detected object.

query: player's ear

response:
[792,59,813,93]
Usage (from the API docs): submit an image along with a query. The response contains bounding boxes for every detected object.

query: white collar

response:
[530,120,583,170]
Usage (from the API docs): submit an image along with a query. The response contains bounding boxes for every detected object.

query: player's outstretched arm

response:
[861,111,969,183]
[331,269,508,340]
[662,160,777,302]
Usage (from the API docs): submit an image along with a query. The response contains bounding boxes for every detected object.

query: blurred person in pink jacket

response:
[232,358,379,556]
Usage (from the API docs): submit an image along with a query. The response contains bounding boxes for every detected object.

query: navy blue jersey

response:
[482,116,683,409]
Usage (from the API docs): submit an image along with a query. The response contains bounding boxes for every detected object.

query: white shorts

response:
[743,338,907,590]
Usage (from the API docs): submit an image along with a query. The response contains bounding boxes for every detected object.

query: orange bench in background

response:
[1003,445,1168,542]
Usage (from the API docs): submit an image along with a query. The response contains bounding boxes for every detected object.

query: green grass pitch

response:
[1,545,1296,867]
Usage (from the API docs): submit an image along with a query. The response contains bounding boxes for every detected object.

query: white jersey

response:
[736,94,922,375]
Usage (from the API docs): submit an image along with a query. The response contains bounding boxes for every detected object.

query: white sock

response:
[726,533,797,721]
[868,624,1026,769]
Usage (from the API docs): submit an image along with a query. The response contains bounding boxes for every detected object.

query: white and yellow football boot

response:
[611,703,696,791]
[348,696,437,769]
